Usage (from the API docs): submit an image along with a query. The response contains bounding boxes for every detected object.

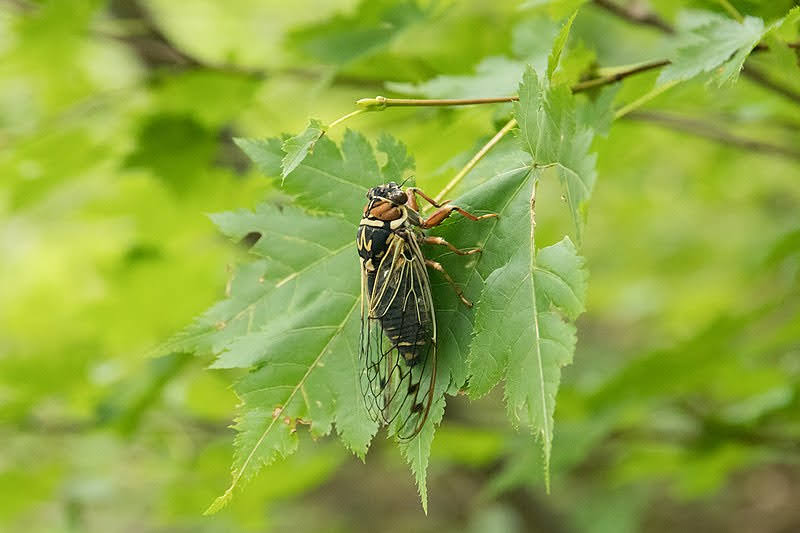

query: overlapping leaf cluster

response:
[163,13,603,510]
[161,131,416,512]
[161,0,800,514]
[6,0,800,529]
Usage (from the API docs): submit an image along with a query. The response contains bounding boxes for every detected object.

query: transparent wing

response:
[359,232,437,440]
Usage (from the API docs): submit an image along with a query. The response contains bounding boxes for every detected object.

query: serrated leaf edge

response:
[205,296,360,514]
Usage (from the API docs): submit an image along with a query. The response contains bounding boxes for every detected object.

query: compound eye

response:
[391,190,408,204]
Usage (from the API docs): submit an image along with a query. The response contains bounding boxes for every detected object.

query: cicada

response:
[357,182,497,439]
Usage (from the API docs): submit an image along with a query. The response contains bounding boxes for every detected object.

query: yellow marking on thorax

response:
[389,207,408,229]
[359,217,385,227]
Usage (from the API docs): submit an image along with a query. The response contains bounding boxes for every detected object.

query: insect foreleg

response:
[406,187,450,211]
[425,259,472,308]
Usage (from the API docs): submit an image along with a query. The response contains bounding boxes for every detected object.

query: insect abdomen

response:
[379,292,431,364]
[365,264,432,365]
[359,223,433,365]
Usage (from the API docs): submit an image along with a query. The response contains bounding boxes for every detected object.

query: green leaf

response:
[547,11,578,81]
[399,394,445,514]
[280,118,324,179]
[387,18,560,99]
[658,13,768,86]
[196,203,374,513]
[514,66,599,241]
[234,137,283,176]
[466,167,588,489]
[761,7,800,83]
[576,84,620,137]
[287,0,428,65]
[237,129,413,220]
[551,40,596,87]
[167,132,418,512]
[387,56,527,99]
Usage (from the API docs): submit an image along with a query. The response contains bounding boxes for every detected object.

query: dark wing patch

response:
[359,232,436,440]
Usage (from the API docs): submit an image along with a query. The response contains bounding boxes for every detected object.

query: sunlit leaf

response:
[547,10,578,80]
[466,168,587,488]
[658,12,768,86]
[387,56,526,99]
[280,118,324,179]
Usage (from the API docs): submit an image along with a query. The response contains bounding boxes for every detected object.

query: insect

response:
[357,181,497,439]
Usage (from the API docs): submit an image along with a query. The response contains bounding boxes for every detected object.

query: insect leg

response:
[421,236,481,256]
[425,259,472,308]
[420,205,498,229]
[406,187,450,209]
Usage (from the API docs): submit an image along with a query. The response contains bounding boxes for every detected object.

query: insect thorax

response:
[357,205,412,271]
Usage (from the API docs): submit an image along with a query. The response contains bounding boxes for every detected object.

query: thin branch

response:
[572,59,670,92]
[358,59,673,112]
[433,118,518,204]
[625,110,800,161]
[357,96,519,109]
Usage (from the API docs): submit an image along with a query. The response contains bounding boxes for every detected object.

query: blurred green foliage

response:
[1,0,799,532]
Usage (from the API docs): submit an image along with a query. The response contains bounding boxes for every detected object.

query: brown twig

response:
[572,59,671,92]
[625,110,800,161]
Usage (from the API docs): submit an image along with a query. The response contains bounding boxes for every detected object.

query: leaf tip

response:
[547,9,579,81]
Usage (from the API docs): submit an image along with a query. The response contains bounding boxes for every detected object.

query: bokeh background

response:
[2,0,799,532]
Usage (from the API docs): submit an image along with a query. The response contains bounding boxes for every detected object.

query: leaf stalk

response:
[716,0,744,22]
[327,108,368,129]
[357,96,519,109]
